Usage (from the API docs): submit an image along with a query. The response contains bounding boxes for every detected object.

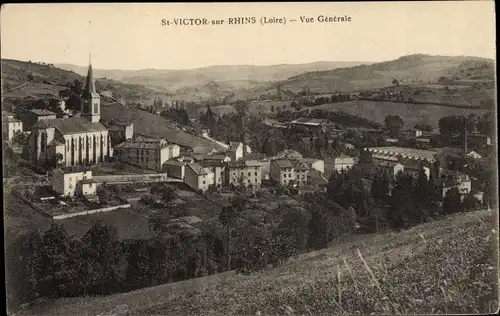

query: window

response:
[254,172,257,176]
[202,180,206,185]
[296,175,299,179]
[288,173,291,178]
[248,172,251,177]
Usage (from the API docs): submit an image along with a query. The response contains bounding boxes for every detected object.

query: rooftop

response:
[114,136,168,149]
[31,117,108,134]
[187,162,209,175]
[292,160,310,171]
[290,117,329,126]
[57,166,92,174]
[163,160,186,167]
[365,147,437,161]
[29,109,57,116]
[273,159,294,169]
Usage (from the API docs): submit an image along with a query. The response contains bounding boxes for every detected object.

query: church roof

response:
[31,117,108,135]
[82,63,100,98]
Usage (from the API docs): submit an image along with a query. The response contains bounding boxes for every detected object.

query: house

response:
[332,154,355,172]
[382,137,399,145]
[375,161,405,179]
[52,166,96,197]
[163,160,186,179]
[114,136,179,171]
[2,113,23,141]
[344,143,355,150]
[408,129,423,138]
[466,150,482,159]
[184,162,214,192]
[402,160,431,180]
[270,159,295,186]
[26,62,113,168]
[225,160,262,190]
[303,158,325,174]
[227,141,251,161]
[191,146,219,160]
[467,133,492,147]
[104,120,134,146]
[439,170,472,198]
[22,109,57,130]
[288,117,330,133]
[200,160,226,187]
[197,154,231,164]
[291,159,310,186]
[273,149,303,160]
[365,147,437,163]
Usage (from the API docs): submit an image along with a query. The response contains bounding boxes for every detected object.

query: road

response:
[201,132,230,150]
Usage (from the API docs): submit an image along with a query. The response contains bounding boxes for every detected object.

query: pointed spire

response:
[82,55,97,97]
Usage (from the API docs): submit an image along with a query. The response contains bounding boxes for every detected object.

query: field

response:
[13,209,498,316]
[309,100,491,129]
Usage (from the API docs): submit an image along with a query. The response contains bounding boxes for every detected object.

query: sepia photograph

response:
[1,2,498,315]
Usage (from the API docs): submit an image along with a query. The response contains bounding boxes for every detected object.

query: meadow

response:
[13,209,497,316]
[309,100,491,129]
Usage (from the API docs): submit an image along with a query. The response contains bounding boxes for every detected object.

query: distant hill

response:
[13,209,496,316]
[55,61,369,101]
[1,59,171,105]
[277,54,495,93]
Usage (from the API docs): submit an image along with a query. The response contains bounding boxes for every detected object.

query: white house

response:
[184,162,214,192]
[466,151,482,159]
[52,166,97,197]
[332,154,356,172]
[227,142,251,161]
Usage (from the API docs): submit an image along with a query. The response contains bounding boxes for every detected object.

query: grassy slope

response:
[308,100,491,129]
[14,209,498,316]
[279,54,495,93]
[100,100,226,151]
[1,59,170,104]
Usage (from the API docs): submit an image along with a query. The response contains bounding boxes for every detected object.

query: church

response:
[28,61,113,167]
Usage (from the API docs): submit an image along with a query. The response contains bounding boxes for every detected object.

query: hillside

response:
[1,59,171,105]
[13,209,498,316]
[100,99,227,151]
[55,61,368,101]
[308,100,491,129]
[278,54,496,93]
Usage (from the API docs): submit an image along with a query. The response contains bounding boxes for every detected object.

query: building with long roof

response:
[27,61,113,167]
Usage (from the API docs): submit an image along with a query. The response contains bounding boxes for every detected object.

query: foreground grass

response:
[13,209,498,316]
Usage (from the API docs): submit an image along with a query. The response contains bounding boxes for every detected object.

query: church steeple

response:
[81,56,101,123]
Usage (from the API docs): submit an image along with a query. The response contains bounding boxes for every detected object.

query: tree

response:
[161,187,178,206]
[384,115,404,137]
[65,95,81,113]
[371,171,390,202]
[97,186,111,205]
[6,230,42,305]
[462,193,479,211]
[54,153,64,168]
[219,204,239,270]
[12,130,27,146]
[37,224,79,297]
[414,123,433,132]
[78,224,122,295]
[442,187,463,215]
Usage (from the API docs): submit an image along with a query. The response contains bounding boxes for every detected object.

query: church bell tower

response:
[81,55,101,123]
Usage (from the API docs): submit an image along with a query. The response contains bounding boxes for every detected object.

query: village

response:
[2,60,493,228]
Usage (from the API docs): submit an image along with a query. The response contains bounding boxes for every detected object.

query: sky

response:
[1,2,496,70]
